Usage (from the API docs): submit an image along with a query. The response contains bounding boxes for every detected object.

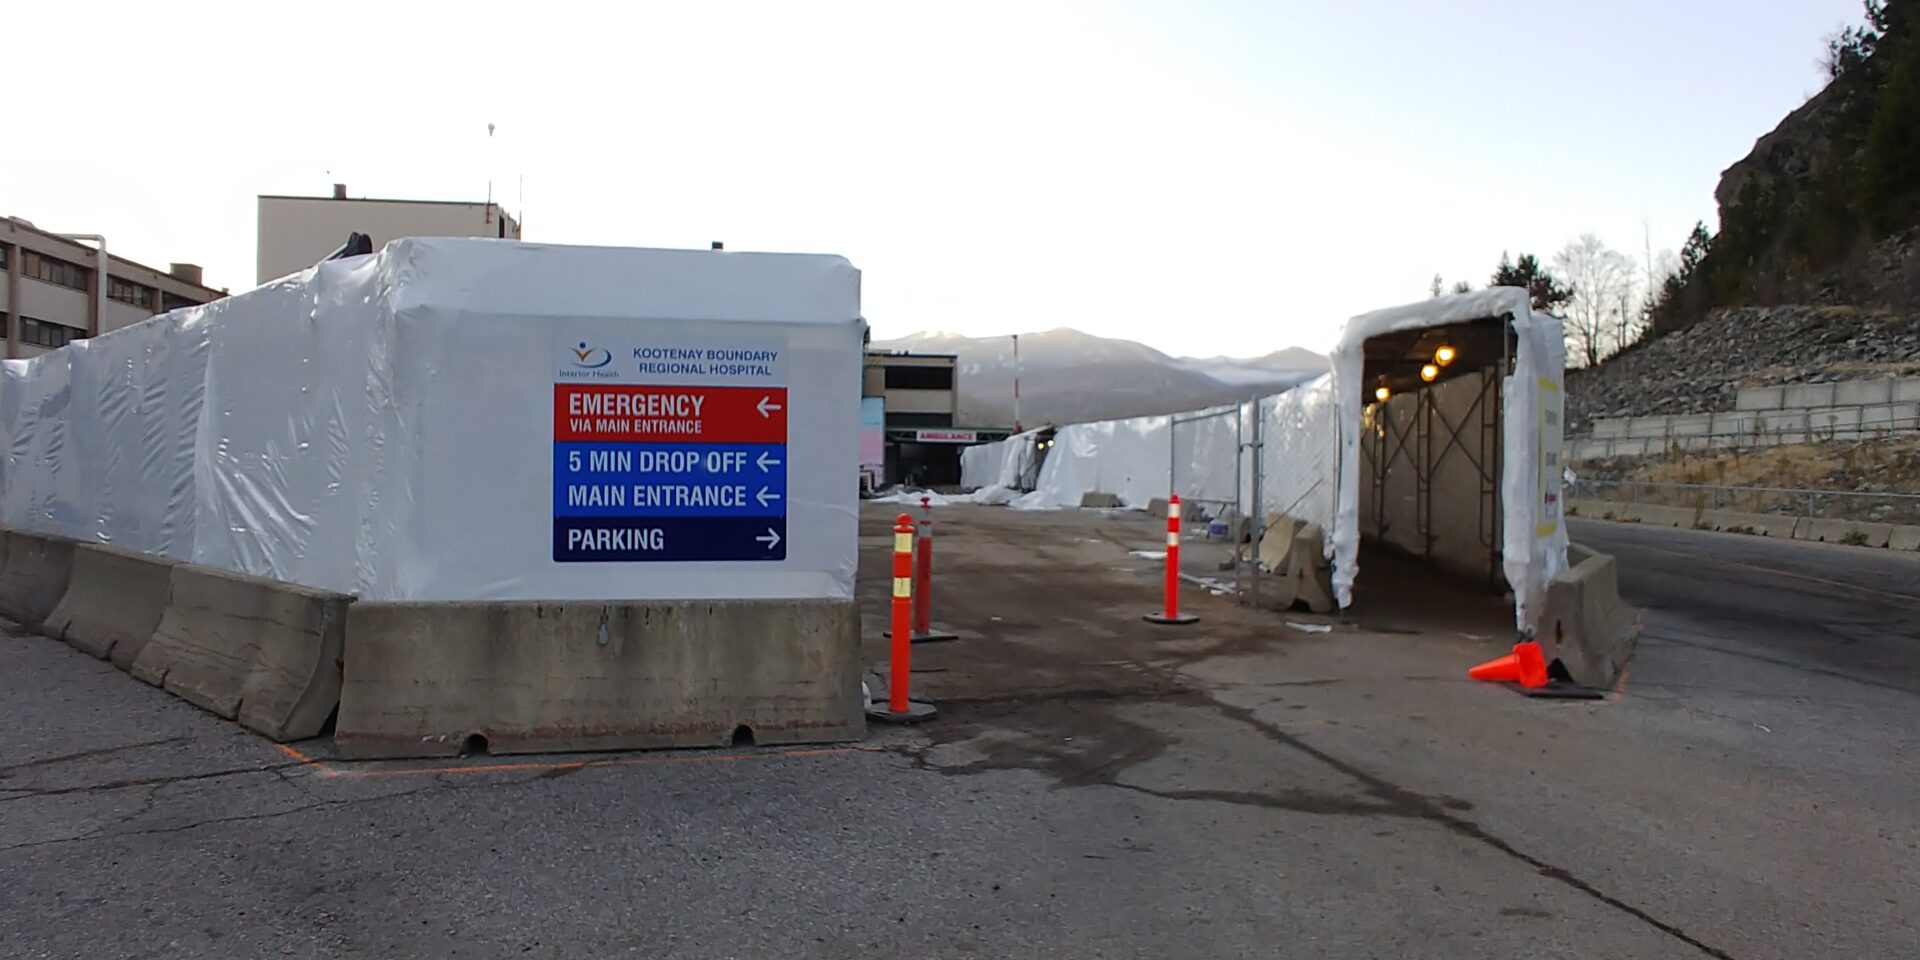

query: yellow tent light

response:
[1420,363,1439,382]
[1434,343,1457,367]
[1374,384,1391,402]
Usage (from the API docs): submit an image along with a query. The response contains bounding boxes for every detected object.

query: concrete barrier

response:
[1702,510,1804,539]
[1146,497,1170,518]
[1575,502,1920,552]
[1251,517,1335,614]
[1796,518,1894,548]
[1255,516,1301,575]
[44,544,177,668]
[1079,491,1123,509]
[1534,544,1636,690]
[1287,523,1338,614]
[130,565,349,742]
[334,599,863,759]
[1617,503,1697,528]
[0,530,77,629]
[1891,525,1920,552]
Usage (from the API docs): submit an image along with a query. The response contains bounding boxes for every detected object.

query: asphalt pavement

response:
[1,509,1916,959]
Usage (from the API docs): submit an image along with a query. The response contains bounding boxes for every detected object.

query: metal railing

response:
[1568,479,1920,525]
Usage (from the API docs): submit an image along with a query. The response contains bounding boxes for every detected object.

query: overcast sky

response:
[3,0,1862,354]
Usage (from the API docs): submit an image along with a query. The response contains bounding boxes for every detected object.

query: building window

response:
[22,251,90,291]
[0,245,8,269]
[108,276,153,306]
[19,317,84,349]
[885,412,957,428]
[161,292,199,312]
[883,365,955,391]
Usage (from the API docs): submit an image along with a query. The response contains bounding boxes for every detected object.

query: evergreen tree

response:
[1489,252,1575,314]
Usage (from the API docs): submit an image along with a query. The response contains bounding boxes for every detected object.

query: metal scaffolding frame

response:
[1358,316,1516,590]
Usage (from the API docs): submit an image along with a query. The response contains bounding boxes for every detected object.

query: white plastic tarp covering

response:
[1252,374,1339,535]
[1330,287,1568,627]
[953,286,1566,631]
[62,312,209,559]
[960,428,1045,491]
[959,434,1010,489]
[1011,410,1239,511]
[2,238,865,602]
[1026,414,1170,509]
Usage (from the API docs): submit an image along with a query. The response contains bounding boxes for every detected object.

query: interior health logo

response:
[568,341,612,369]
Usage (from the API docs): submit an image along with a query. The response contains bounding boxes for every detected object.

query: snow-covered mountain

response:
[870,329,1325,427]
[1178,348,1332,386]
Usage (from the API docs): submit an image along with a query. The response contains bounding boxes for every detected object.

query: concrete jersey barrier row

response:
[46,543,177,669]
[0,531,76,629]
[130,565,349,742]
[335,599,864,759]
[7,527,865,758]
[1567,500,1920,551]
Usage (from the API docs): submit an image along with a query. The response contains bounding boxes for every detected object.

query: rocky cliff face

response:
[1567,305,1920,433]
[1664,10,1920,330]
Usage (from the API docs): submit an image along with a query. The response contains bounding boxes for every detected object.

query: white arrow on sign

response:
[756,528,782,550]
[756,450,782,472]
[756,487,782,508]
[756,396,783,418]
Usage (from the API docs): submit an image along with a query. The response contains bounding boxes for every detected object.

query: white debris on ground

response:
[1287,621,1334,634]
[869,485,1026,506]
[1129,550,1167,561]
[1009,490,1055,511]
[970,484,1020,505]
[870,488,954,506]
[1183,575,1236,596]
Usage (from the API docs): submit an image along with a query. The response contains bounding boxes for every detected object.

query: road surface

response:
[1,508,1915,958]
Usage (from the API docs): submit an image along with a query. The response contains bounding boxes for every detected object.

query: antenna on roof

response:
[485,123,495,224]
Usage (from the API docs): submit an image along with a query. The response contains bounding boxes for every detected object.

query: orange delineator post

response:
[1165,497,1181,619]
[1144,493,1199,625]
[890,513,913,713]
[912,497,934,635]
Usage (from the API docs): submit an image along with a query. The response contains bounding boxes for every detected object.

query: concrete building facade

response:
[862,350,1008,486]
[257,187,521,284]
[1,217,224,360]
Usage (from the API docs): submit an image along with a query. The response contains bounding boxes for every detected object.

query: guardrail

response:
[1568,479,1920,525]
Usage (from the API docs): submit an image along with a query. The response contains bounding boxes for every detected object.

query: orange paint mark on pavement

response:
[275,742,335,776]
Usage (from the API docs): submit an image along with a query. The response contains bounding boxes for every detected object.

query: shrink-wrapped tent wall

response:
[953,287,1566,630]
[1,238,865,603]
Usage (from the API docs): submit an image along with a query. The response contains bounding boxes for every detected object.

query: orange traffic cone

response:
[1468,641,1550,688]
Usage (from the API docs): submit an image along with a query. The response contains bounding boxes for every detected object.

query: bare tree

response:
[1553,234,1635,367]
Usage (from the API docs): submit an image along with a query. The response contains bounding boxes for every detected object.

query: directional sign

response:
[552,333,789,563]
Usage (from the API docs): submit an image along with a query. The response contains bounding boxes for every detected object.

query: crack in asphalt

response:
[909,677,1737,960]
[1197,696,1737,960]
[0,771,553,854]
[0,736,195,774]
[0,761,307,802]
